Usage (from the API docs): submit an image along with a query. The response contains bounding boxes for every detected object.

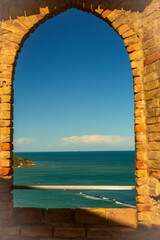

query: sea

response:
[13,151,136,209]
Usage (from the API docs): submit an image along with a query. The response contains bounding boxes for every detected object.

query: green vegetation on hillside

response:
[13,155,35,167]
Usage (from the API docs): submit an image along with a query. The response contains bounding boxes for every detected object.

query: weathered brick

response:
[21,226,52,237]
[135,125,146,133]
[54,227,85,238]
[145,80,159,91]
[1,143,13,151]
[137,204,151,212]
[135,170,147,178]
[136,195,150,204]
[0,159,11,167]
[135,161,147,170]
[0,201,13,210]
[107,209,137,229]
[75,208,106,224]
[148,133,160,142]
[137,184,148,195]
[138,211,151,222]
[129,50,143,61]
[148,142,160,150]
[136,151,147,161]
[134,85,143,93]
[149,160,160,170]
[87,227,120,239]
[4,226,20,236]
[148,123,160,133]
[146,89,160,101]
[43,209,74,224]
[147,117,160,124]
[149,171,160,179]
[144,52,160,65]
[136,178,147,187]
[13,208,43,224]
[0,168,13,176]
[127,43,141,53]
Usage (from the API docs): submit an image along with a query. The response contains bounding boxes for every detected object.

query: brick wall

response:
[0,0,160,239]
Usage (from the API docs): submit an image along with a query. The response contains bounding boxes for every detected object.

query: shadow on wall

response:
[0,0,153,21]
[0,176,160,239]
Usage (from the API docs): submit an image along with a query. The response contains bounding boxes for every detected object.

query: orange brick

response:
[0,168,13,176]
[1,143,13,151]
[127,43,141,52]
[135,161,147,170]
[135,125,146,132]
[144,52,160,65]
[101,9,111,19]
[137,204,151,212]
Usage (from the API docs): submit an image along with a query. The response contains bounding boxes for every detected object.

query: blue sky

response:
[14,9,134,152]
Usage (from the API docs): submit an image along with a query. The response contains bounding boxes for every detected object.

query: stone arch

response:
[0,1,160,237]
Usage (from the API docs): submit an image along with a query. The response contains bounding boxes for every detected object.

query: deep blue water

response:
[13,151,136,209]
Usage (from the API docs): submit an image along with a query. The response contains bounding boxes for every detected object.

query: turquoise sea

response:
[13,151,136,209]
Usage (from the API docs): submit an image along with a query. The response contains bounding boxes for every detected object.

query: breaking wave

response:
[79,192,136,208]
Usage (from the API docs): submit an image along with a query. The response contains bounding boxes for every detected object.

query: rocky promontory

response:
[13,155,35,168]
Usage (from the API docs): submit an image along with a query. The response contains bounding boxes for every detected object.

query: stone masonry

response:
[0,0,160,239]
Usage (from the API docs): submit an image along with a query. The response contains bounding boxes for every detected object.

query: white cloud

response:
[61,135,133,145]
[14,138,36,146]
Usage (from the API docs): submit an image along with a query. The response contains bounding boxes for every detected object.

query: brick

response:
[148,142,160,150]
[135,170,147,178]
[135,132,146,142]
[134,85,143,93]
[136,178,147,187]
[144,72,158,83]
[144,52,160,65]
[122,30,135,39]
[0,111,13,120]
[0,127,13,135]
[0,120,13,127]
[4,226,20,235]
[0,95,13,103]
[87,227,119,239]
[54,227,85,238]
[107,209,137,229]
[0,201,13,210]
[129,50,143,61]
[8,238,39,240]
[0,103,12,111]
[135,125,146,133]
[136,195,150,204]
[134,93,144,102]
[136,151,147,161]
[13,208,43,224]
[131,60,143,69]
[124,35,139,47]
[106,10,122,22]
[43,209,74,224]
[0,159,11,167]
[0,210,13,220]
[137,204,151,212]
[21,225,52,237]
[117,24,130,36]
[1,143,13,151]
[137,184,148,195]
[147,117,160,124]
[101,9,111,19]
[75,208,106,224]
[145,80,159,91]
[144,63,156,75]
[149,160,160,169]
[149,171,160,179]
[0,151,12,158]
[0,193,13,201]
[148,133,160,142]
[147,98,160,109]
[127,43,141,53]
[137,211,151,222]
[0,168,13,176]
[146,89,160,101]
[135,161,147,170]
[148,123,160,132]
